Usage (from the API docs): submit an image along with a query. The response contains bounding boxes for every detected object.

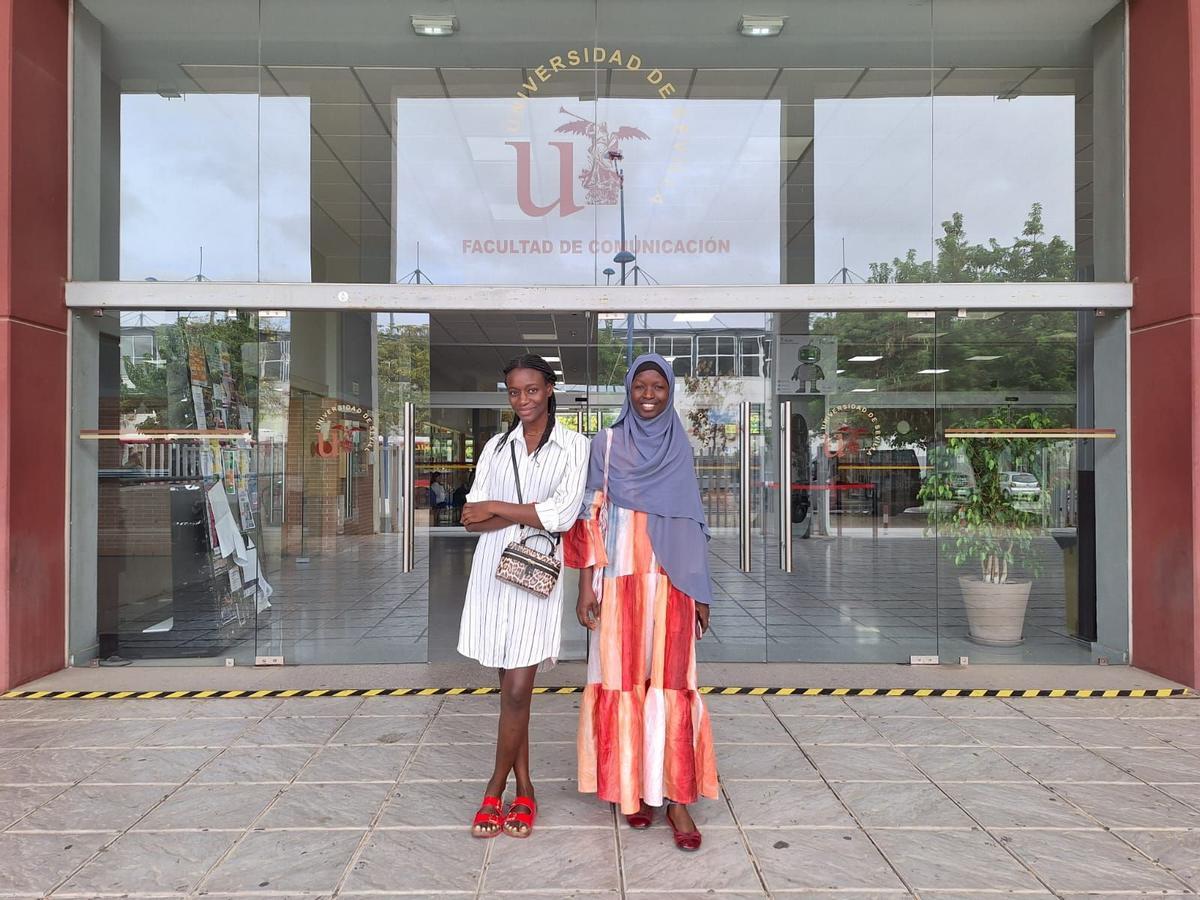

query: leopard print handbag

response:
[494,443,561,599]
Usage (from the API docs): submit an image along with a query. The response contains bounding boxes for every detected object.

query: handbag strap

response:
[509,441,523,504]
[510,439,560,544]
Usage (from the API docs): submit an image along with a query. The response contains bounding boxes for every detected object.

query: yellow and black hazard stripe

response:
[0,686,1191,700]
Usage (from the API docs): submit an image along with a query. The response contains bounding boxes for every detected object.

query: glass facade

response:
[70,306,1102,665]
[71,0,1123,286]
[67,0,1129,668]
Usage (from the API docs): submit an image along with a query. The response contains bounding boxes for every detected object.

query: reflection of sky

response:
[815,95,1075,282]
[394,97,781,285]
[118,88,1077,287]
[120,94,311,282]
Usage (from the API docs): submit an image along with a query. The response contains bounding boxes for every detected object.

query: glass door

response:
[423,311,595,662]
[770,311,939,663]
[252,311,431,664]
[587,312,772,662]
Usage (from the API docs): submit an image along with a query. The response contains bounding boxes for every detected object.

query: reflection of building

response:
[1,1,1199,690]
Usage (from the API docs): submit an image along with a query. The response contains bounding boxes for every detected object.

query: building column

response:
[1129,0,1200,688]
[0,0,70,689]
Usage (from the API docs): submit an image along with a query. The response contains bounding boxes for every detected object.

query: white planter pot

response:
[958,576,1033,647]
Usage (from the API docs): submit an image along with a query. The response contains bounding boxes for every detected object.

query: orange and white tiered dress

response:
[564,488,719,815]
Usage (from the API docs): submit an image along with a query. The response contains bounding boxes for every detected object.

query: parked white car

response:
[1000,471,1041,501]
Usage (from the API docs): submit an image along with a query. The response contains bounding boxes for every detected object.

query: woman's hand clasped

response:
[460,501,492,527]
[695,602,709,640]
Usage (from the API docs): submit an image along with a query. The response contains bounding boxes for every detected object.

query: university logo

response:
[506,107,650,217]
[312,404,378,459]
[822,404,883,459]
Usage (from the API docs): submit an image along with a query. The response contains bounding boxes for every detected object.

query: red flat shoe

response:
[667,804,702,851]
[471,795,504,838]
[503,794,537,838]
[626,804,654,829]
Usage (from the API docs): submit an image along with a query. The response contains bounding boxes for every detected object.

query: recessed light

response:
[542,356,562,363]
[967,355,1002,361]
[673,313,714,322]
[851,388,877,393]
[522,333,557,341]
[411,14,458,36]
[835,369,846,374]
[737,14,786,36]
[848,355,883,362]
[918,369,949,374]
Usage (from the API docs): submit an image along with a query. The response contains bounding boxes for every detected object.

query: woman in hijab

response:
[564,353,717,852]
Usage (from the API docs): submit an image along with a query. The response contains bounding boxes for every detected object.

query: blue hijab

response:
[585,353,713,604]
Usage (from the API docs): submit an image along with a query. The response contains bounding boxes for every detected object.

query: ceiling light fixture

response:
[918,368,950,375]
[542,356,562,363]
[967,355,1002,361]
[848,355,883,362]
[850,388,877,393]
[737,14,786,36]
[411,14,458,36]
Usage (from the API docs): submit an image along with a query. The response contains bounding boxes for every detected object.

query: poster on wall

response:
[776,335,838,395]
[393,96,781,285]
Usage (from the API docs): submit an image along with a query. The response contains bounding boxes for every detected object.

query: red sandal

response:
[503,794,537,838]
[667,803,702,852]
[471,795,505,838]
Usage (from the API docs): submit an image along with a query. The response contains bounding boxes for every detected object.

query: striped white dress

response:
[457,421,590,671]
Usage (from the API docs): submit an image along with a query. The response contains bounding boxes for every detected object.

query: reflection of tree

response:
[376,323,431,437]
[121,315,266,429]
[595,322,637,389]
[867,204,1074,284]
[812,204,1079,451]
[682,360,733,456]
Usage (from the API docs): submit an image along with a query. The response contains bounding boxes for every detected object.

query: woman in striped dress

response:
[459,354,590,839]
[565,353,718,852]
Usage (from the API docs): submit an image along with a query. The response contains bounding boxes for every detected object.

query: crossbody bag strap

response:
[509,441,523,505]
[511,439,559,545]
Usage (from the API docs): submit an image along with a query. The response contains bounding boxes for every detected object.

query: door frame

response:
[66,281,1132,312]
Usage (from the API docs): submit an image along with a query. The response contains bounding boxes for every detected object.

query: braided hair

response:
[497,354,557,457]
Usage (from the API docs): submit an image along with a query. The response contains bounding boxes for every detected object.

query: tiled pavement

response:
[2,692,1200,898]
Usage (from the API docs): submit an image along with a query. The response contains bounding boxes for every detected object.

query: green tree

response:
[867,204,1074,284]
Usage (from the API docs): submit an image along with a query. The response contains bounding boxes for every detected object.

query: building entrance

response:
[71,305,1094,668]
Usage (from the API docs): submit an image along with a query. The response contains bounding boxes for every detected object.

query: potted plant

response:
[919,409,1052,646]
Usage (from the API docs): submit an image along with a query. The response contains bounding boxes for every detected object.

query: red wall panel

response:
[0,0,69,690]
[1129,0,1200,687]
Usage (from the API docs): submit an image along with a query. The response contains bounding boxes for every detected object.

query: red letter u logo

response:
[506,140,584,217]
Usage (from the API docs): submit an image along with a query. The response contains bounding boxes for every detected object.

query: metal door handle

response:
[779,400,793,573]
[739,401,752,573]
[402,401,416,573]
